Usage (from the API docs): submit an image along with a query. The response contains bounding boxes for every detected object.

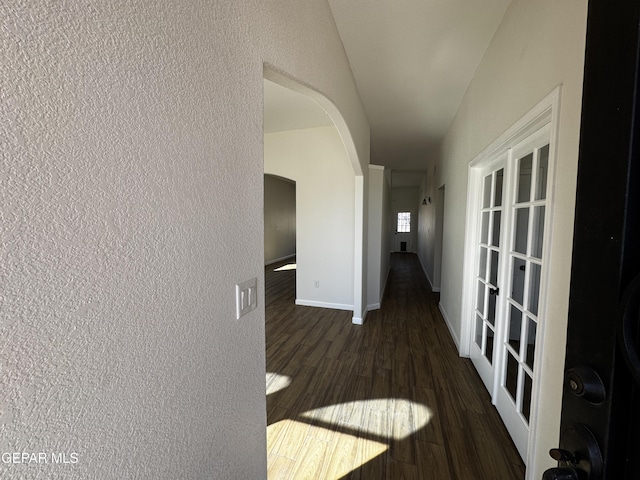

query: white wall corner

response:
[353,174,366,322]
[380,266,391,301]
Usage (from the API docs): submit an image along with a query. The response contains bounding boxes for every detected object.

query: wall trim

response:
[438,302,462,354]
[352,308,367,325]
[295,299,353,311]
[418,255,440,292]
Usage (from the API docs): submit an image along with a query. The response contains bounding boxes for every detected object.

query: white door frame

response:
[460,86,561,473]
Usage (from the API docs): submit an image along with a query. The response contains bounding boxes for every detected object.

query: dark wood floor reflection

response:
[266,253,525,480]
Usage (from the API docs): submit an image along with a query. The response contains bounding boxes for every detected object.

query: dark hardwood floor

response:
[265,253,525,479]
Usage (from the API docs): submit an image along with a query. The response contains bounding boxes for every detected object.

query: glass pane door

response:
[495,129,550,459]
[470,158,506,393]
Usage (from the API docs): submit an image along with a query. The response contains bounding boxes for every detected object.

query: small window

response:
[397,212,411,233]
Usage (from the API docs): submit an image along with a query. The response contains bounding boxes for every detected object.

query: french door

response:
[470,124,552,461]
[470,155,507,394]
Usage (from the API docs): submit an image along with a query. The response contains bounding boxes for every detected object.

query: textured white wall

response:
[422,0,588,477]
[1,1,369,478]
[265,126,355,309]
[264,175,296,264]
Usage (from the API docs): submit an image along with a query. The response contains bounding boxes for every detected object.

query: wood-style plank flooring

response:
[265,253,525,480]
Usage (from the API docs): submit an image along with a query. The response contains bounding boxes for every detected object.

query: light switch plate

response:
[236,277,257,319]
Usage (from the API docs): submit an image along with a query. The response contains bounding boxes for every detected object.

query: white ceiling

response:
[264,0,511,173]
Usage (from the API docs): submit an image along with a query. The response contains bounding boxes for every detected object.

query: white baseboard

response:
[365,266,390,313]
[439,302,464,356]
[418,255,433,289]
[265,253,296,266]
[295,299,353,311]
[352,309,367,325]
[417,255,440,293]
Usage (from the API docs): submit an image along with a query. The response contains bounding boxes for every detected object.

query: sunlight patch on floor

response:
[266,372,292,395]
[267,418,387,479]
[300,398,433,441]
[273,263,297,272]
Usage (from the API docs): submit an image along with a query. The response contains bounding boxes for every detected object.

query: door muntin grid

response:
[474,168,504,365]
[501,143,549,425]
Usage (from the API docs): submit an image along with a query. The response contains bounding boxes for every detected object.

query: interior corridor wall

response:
[2,1,369,479]
[417,169,438,289]
[265,126,355,310]
[264,175,296,265]
[367,165,390,310]
[423,0,588,477]
[381,170,392,290]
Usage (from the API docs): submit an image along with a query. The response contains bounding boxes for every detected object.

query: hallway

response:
[266,253,525,479]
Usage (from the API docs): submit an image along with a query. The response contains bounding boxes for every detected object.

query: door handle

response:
[565,366,606,404]
[619,273,640,386]
[542,467,578,480]
[543,424,603,480]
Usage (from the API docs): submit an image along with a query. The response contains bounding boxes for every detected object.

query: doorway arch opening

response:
[263,68,365,321]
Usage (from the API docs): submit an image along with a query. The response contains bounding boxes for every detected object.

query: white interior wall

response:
[434,185,445,292]
[381,170,392,285]
[264,175,296,265]
[2,1,369,479]
[417,169,438,289]
[419,0,588,477]
[367,165,388,309]
[264,126,355,310]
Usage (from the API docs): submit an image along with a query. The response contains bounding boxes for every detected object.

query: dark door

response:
[544,1,640,479]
